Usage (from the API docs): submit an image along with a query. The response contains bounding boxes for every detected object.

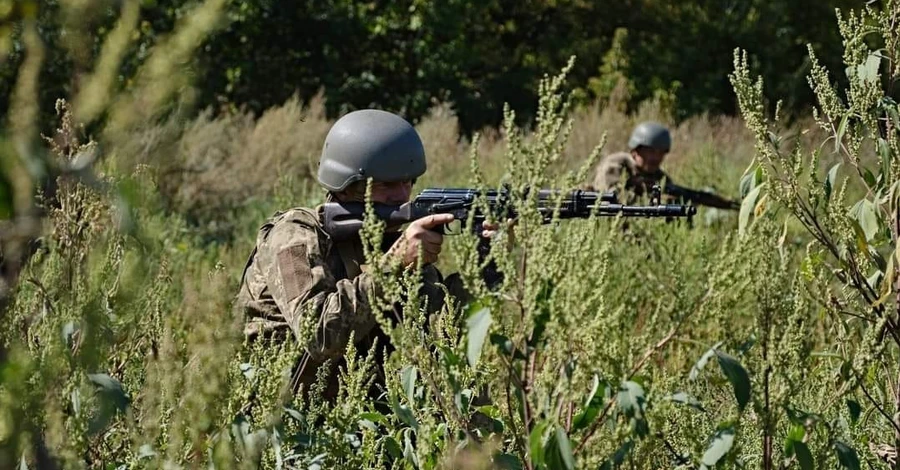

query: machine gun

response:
[322,185,696,242]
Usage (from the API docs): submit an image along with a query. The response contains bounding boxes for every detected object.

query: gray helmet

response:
[317,109,426,192]
[628,122,671,152]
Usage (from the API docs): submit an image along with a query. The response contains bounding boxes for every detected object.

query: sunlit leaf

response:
[825,163,841,199]
[739,183,764,235]
[700,427,735,469]
[400,365,417,403]
[616,381,645,418]
[836,115,849,153]
[857,53,881,84]
[850,199,879,242]
[690,342,723,380]
[466,305,492,367]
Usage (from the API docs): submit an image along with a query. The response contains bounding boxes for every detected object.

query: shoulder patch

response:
[277,244,312,302]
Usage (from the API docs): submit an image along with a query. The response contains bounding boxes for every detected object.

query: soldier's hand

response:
[481,219,516,241]
[389,214,454,267]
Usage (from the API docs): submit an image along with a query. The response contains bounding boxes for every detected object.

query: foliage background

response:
[0,0,870,133]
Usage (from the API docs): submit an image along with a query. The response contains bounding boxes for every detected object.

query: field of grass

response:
[0,1,898,469]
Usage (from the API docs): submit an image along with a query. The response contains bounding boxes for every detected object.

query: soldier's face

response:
[632,146,667,172]
[370,180,413,205]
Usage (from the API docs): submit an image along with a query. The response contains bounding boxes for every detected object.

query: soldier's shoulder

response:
[599,151,635,168]
[271,207,322,229]
[257,206,324,247]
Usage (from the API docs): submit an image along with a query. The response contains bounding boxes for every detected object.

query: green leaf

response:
[878,138,892,184]
[836,115,849,153]
[400,365,417,403]
[556,429,576,470]
[858,53,881,84]
[834,441,860,470]
[545,428,576,470]
[454,388,474,414]
[466,305,492,367]
[88,373,130,410]
[862,167,877,189]
[358,419,378,431]
[403,429,419,467]
[850,199,880,242]
[359,411,387,424]
[667,392,705,412]
[715,351,751,412]
[825,163,841,200]
[283,407,305,424]
[493,453,523,470]
[739,172,755,199]
[787,424,805,443]
[846,400,861,424]
[616,381,646,418]
[572,379,608,432]
[794,441,814,470]
[690,342,723,380]
[390,394,418,430]
[476,405,501,419]
[384,436,403,459]
[87,373,130,434]
[700,427,735,469]
[739,183,764,236]
[529,421,549,466]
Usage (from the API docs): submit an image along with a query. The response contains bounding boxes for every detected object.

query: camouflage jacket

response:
[591,152,738,209]
[235,206,465,398]
[590,151,669,195]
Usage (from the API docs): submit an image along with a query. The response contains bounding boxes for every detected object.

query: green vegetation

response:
[0,0,870,133]
[0,0,899,468]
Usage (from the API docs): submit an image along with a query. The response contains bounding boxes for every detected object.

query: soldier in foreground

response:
[591,122,740,209]
[235,109,501,400]
[235,111,696,402]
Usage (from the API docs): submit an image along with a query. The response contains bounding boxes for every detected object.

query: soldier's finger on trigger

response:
[420,213,454,228]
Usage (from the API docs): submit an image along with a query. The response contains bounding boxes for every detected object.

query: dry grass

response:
[128,92,836,241]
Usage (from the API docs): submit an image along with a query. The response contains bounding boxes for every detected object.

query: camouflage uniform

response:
[236,205,465,399]
[591,151,739,209]
[591,151,668,196]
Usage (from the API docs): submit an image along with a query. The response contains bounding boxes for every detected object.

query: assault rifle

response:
[662,182,740,210]
[323,185,696,241]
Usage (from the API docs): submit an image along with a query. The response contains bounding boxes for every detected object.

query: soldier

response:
[591,122,739,209]
[235,109,500,400]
